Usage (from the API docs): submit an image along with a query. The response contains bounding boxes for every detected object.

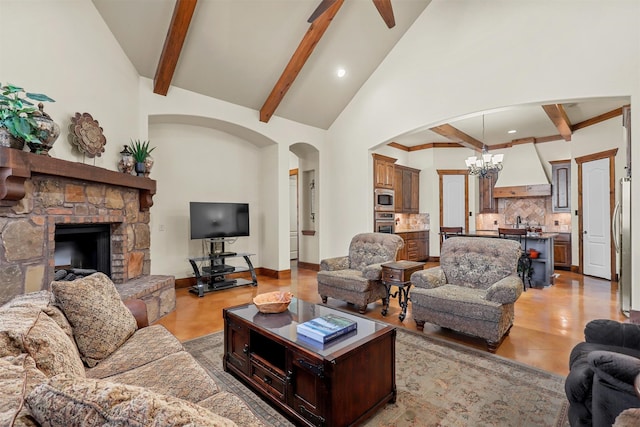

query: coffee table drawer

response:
[250,356,286,400]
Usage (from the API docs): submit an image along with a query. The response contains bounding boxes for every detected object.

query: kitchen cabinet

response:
[395,231,429,261]
[551,160,571,213]
[479,170,498,214]
[373,153,396,189]
[553,232,571,269]
[394,165,420,213]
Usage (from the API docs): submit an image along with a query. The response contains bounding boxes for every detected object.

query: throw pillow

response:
[26,374,237,427]
[51,272,137,367]
[0,305,85,378]
[0,354,47,427]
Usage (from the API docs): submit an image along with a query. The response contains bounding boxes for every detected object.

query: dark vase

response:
[135,162,146,177]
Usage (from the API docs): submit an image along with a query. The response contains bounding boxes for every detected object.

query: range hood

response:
[493,143,551,198]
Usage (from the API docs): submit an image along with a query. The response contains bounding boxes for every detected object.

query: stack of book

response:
[296,314,357,344]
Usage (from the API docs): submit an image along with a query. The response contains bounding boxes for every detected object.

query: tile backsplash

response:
[395,213,430,231]
[476,197,572,232]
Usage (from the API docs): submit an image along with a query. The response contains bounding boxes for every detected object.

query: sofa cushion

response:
[198,392,264,426]
[101,351,219,403]
[51,272,138,367]
[410,285,503,322]
[1,290,75,343]
[86,325,184,379]
[317,269,373,292]
[0,354,47,427]
[440,237,521,289]
[348,233,403,271]
[0,305,85,378]
[25,373,236,427]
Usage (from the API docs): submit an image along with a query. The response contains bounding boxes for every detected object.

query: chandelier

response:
[464,115,504,178]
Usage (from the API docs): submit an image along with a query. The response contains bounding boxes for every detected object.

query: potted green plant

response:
[127,139,156,176]
[0,83,56,151]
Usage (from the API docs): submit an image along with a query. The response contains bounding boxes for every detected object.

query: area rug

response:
[184,329,569,426]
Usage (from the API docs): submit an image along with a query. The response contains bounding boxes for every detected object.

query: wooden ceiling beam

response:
[542,104,572,141]
[572,106,625,131]
[429,124,484,151]
[153,0,198,96]
[372,0,395,28]
[260,0,344,123]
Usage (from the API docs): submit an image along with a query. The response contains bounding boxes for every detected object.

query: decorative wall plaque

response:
[68,112,106,157]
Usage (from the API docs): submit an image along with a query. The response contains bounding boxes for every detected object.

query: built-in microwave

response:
[374,188,395,211]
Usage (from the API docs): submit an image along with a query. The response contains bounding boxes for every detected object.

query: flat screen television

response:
[189,202,250,239]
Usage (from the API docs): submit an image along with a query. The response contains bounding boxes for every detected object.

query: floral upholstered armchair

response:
[317,232,404,314]
[410,236,523,352]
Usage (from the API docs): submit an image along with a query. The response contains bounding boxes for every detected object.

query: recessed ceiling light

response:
[507,129,517,134]
[336,68,346,78]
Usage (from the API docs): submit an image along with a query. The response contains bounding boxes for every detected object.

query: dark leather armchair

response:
[565,319,640,426]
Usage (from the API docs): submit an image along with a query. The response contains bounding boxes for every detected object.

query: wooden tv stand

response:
[223,299,396,427]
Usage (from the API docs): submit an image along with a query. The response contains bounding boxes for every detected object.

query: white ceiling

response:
[92,0,629,146]
[92,0,431,130]
[393,98,630,148]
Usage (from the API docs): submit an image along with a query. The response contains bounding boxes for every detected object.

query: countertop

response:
[461,230,559,239]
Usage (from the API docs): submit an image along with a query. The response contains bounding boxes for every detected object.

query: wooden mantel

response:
[0,147,156,210]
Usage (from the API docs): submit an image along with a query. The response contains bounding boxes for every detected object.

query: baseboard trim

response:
[297,261,320,271]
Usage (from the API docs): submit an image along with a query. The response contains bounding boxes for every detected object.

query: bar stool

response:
[439,226,463,247]
[498,227,532,291]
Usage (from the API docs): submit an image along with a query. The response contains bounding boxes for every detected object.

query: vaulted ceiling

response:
[93,0,629,150]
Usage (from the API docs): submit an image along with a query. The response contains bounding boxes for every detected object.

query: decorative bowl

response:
[528,249,540,259]
[253,291,293,314]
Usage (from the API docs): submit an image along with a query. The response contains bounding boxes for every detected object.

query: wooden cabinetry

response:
[395,231,429,261]
[553,233,572,269]
[223,302,396,427]
[373,153,396,189]
[478,170,498,213]
[551,160,571,213]
[394,165,420,213]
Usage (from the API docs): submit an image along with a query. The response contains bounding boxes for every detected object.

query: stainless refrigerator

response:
[613,177,632,316]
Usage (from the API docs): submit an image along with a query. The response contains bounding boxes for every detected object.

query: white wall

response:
[0,0,141,168]
[148,123,263,277]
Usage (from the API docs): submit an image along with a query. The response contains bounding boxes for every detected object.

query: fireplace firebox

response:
[54,224,111,278]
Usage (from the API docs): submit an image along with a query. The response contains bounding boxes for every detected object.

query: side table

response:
[381,260,425,321]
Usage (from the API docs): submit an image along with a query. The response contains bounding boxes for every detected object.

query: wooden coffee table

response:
[381,260,425,321]
[223,298,396,427]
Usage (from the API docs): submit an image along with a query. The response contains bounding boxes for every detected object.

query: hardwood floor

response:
[156,262,626,377]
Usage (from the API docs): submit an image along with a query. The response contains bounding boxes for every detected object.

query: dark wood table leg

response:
[397,283,412,321]
[381,283,392,316]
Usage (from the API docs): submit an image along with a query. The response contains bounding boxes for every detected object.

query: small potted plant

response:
[128,139,155,176]
[0,83,57,152]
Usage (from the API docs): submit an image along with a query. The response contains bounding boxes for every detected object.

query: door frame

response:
[289,168,299,261]
[437,169,469,233]
[575,148,617,279]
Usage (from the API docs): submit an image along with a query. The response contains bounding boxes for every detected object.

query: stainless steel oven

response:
[374,212,395,233]
[374,188,395,211]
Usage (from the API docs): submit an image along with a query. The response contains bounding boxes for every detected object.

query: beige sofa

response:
[0,272,263,426]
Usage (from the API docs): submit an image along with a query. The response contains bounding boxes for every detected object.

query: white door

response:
[289,175,298,260]
[582,158,611,279]
[442,175,466,229]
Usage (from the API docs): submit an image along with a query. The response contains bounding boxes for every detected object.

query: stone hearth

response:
[0,148,174,315]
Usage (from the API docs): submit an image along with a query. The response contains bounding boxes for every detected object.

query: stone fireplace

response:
[0,148,174,319]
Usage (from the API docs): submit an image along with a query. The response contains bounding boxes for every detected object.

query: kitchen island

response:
[453,230,557,288]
